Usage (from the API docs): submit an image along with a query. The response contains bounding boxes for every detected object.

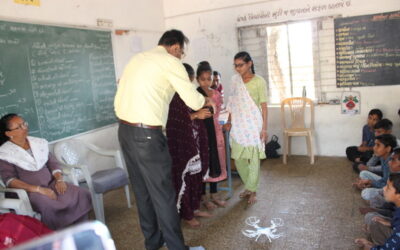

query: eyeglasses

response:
[9,121,28,131]
[234,63,246,68]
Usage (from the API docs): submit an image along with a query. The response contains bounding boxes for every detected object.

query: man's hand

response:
[192,109,212,120]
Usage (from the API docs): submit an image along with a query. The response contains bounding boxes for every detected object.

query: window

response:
[238,18,335,104]
[266,21,315,103]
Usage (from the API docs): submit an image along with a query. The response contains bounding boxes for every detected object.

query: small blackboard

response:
[0,20,117,141]
[334,11,400,87]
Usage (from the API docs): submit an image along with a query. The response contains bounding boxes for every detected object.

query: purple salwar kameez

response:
[166,93,209,221]
[0,154,92,230]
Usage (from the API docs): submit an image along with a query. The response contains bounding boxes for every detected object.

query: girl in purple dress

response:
[167,64,212,227]
[0,114,92,230]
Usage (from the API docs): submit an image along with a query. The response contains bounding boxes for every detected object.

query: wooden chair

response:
[281,97,315,164]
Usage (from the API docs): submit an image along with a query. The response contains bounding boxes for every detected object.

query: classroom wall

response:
[0,0,165,148]
[164,0,400,156]
[1,0,399,156]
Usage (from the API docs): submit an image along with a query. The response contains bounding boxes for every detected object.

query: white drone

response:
[242,217,284,242]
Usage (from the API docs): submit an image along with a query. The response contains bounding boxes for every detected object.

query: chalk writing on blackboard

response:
[335,11,400,87]
[0,20,117,141]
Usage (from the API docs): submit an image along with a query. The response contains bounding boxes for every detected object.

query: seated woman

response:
[0,114,92,230]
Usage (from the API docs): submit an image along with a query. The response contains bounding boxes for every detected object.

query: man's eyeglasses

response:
[9,121,28,131]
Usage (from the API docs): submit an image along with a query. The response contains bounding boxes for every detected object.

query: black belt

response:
[119,120,162,130]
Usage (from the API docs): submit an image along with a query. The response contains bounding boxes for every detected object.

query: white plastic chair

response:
[53,139,131,224]
[0,163,75,220]
[0,179,40,219]
[281,97,315,164]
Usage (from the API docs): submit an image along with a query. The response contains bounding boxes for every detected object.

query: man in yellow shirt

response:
[115,30,211,250]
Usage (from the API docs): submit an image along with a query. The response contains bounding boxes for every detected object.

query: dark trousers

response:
[346,146,373,163]
[202,182,217,195]
[118,124,186,250]
[369,220,392,246]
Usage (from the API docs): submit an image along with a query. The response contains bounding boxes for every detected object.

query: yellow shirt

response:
[114,46,205,127]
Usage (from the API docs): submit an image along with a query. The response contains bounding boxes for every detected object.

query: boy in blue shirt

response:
[353,134,397,201]
[355,119,395,174]
[355,173,400,249]
[347,109,382,164]
[362,148,400,232]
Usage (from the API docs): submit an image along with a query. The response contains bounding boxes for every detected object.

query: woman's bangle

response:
[56,179,64,182]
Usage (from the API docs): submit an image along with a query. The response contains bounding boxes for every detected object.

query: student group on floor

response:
[349,109,400,250]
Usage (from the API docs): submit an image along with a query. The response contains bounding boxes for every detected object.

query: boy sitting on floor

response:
[353,134,397,201]
[362,148,400,234]
[347,109,382,164]
[355,119,394,174]
[355,173,400,249]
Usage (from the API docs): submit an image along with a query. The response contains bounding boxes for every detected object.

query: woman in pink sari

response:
[196,62,227,210]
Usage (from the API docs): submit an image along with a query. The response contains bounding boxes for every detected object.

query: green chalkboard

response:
[335,11,400,87]
[0,20,117,141]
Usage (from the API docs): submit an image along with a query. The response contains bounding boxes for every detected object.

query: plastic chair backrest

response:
[54,140,114,176]
[281,97,314,130]
[53,140,81,165]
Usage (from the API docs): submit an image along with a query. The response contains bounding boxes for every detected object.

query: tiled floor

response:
[102,156,366,250]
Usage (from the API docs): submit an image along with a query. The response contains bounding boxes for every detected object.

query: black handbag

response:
[265,135,281,158]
